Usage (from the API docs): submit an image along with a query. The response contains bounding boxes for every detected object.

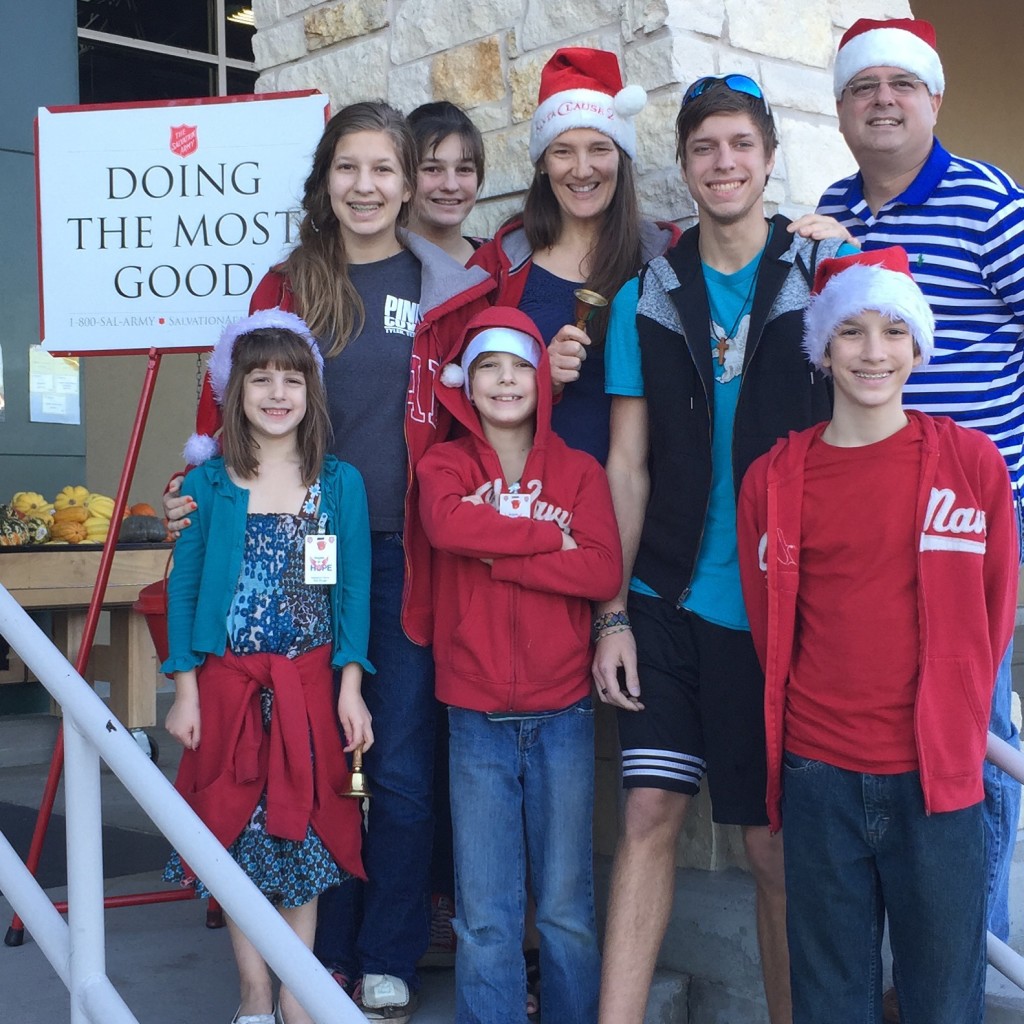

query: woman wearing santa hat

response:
[470,47,680,465]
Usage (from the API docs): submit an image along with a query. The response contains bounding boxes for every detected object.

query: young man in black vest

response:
[593,75,850,1024]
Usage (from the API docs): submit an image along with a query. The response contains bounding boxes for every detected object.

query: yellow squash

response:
[11,491,54,523]
[85,493,116,520]
[53,485,90,511]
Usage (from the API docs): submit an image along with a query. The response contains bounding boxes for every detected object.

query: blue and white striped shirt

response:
[818,139,1024,501]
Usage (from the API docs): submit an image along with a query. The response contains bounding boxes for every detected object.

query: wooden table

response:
[0,545,170,728]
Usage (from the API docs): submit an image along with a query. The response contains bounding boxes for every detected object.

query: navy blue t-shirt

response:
[519,263,610,464]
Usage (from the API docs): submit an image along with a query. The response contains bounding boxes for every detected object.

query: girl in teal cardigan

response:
[163,308,373,1024]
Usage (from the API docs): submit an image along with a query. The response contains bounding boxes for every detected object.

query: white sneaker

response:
[231,1007,275,1024]
[360,973,419,1023]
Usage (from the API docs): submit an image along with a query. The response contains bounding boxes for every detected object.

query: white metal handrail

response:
[0,585,364,1024]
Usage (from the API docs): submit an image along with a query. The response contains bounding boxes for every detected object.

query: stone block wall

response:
[249,0,913,871]
[252,0,912,242]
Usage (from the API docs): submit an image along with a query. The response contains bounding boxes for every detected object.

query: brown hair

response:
[675,82,779,165]
[408,100,485,188]
[519,145,642,346]
[219,328,332,486]
[280,101,417,357]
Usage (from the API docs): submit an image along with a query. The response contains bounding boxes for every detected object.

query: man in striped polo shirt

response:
[816,16,1023,951]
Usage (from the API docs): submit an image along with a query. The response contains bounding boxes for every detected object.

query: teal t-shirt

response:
[605,239,858,628]
[604,255,761,631]
[681,256,757,630]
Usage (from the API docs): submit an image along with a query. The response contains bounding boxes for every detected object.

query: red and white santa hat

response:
[803,247,935,374]
[529,47,647,163]
[183,307,322,466]
[833,17,944,98]
[440,307,544,396]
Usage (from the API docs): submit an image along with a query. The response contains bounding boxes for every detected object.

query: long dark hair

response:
[520,146,642,346]
[220,328,332,487]
[281,101,417,356]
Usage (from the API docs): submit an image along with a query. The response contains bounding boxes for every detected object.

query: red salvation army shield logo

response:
[170,124,198,157]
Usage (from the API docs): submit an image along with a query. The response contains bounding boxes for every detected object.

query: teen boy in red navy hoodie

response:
[416,306,621,1024]
[737,248,1017,1024]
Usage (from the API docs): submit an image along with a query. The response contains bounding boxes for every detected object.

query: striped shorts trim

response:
[621,747,706,793]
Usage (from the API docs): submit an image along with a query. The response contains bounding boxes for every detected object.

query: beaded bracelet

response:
[592,610,630,642]
[596,624,632,642]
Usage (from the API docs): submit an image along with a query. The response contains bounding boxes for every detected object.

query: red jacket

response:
[248,230,496,645]
[416,307,622,712]
[737,411,1017,832]
[172,645,365,880]
[468,216,681,309]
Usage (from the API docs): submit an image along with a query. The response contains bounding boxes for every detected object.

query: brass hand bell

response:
[573,288,609,333]
[344,745,371,799]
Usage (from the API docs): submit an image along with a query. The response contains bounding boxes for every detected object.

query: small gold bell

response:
[344,745,371,800]
[573,288,609,332]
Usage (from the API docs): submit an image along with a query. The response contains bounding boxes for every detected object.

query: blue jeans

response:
[985,638,1021,940]
[315,532,436,986]
[448,700,600,1024]
[782,754,986,1024]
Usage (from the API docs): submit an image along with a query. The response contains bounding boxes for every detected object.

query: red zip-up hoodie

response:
[737,411,1017,832]
[416,307,622,712]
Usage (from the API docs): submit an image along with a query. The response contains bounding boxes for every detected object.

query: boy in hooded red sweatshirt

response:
[737,248,1018,1024]
[416,306,622,1024]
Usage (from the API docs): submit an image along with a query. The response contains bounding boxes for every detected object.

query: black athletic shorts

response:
[616,592,770,826]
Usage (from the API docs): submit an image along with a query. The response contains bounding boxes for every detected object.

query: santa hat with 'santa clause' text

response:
[183,308,323,466]
[833,17,944,98]
[802,247,935,375]
[529,47,647,163]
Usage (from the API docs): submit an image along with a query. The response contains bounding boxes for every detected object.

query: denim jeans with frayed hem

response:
[782,753,986,1024]
[448,699,600,1024]
[315,531,435,988]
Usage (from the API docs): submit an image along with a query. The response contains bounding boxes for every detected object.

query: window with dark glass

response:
[77,0,256,104]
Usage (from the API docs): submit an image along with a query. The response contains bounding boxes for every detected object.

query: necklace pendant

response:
[714,333,730,367]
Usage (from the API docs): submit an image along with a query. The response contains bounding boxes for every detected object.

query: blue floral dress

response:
[165,482,351,907]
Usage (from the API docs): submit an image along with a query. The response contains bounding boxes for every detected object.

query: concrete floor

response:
[0,695,457,1024]
[1,685,1022,1023]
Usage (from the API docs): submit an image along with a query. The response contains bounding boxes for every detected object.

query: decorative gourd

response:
[51,519,89,544]
[0,505,31,547]
[23,516,51,544]
[85,493,116,520]
[84,516,110,543]
[53,485,91,511]
[11,492,54,524]
[120,515,169,543]
[52,505,90,526]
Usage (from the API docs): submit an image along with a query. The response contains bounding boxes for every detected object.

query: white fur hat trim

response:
[803,263,935,374]
[529,87,644,163]
[460,327,543,396]
[834,27,944,98]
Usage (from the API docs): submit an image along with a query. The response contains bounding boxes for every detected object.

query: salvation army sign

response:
[36,91,328,354]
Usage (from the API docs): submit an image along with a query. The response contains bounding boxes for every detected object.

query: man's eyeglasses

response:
[682,74,772,116]
[842,76,926,101]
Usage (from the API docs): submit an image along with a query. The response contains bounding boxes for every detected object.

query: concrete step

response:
[642,967,1024,1024]
[623,863,1024,1024]
[987,967,1024,1024]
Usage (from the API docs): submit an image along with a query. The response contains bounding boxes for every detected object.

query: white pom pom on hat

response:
[529,47,647,163]
[614,83,648,118]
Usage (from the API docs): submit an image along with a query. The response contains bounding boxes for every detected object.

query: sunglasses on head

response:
[682,74,772,115]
